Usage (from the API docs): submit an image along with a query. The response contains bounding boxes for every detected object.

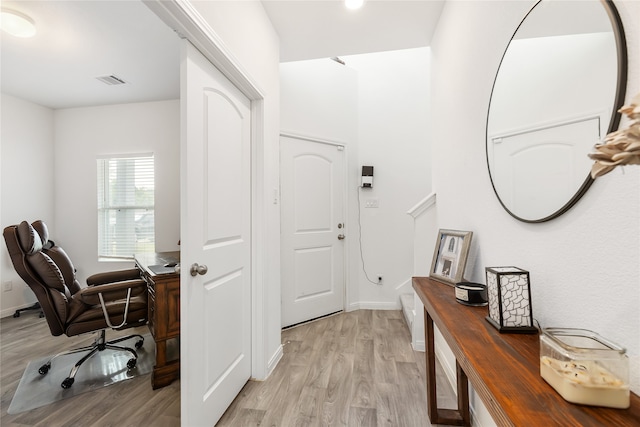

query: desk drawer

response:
[149,277,180,340]
[143,274,156,294]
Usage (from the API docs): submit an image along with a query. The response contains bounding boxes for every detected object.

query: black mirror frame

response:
[485,0,628,223]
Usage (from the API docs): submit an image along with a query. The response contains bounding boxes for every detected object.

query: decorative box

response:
[540,328,629,408]
[485,266,537,333]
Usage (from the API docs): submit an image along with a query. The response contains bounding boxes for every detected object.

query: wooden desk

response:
[412,276,640,427]
[135,251,180,389]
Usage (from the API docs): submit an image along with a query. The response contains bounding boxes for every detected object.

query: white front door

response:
[280,135,346,327]
[181,40,251,426]
[490,117,599,219]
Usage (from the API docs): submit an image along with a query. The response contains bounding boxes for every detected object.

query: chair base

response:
[38,330,144,389]
[13,302,44,318]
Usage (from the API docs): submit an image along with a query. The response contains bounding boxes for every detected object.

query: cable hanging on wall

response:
[356,184,380,285]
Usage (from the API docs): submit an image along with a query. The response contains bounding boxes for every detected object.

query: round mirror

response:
[486,0,627,222]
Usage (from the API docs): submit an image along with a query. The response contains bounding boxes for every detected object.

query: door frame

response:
[144,0,269,380]
[279,130,349,318]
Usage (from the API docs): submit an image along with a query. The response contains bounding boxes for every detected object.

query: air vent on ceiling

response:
[96,74,128,86]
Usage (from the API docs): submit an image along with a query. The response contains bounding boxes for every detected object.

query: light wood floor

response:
[1,309,455,426]
[217,310,457,426]
[0,312,180,427]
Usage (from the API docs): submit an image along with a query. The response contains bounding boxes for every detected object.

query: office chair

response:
[3,220,148,389]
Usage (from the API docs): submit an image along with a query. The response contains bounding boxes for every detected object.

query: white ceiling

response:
[0,0,444,109]
[1,0,181,109]
[262,0,445,62]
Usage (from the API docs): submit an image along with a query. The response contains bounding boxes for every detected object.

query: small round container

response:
[454,282,488,306]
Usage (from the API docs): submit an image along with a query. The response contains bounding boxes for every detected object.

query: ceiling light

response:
[1,8,36,38]
[345,0,364,11]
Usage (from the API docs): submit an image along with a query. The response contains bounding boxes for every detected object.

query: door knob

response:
[337,234,345,240]
[190,263,208,276]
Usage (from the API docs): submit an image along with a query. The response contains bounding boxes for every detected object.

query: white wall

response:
[53,100,180,283]
[344,47,431,309]
[1,98,179,315]
[189,0,282,377]
[430,0,640,424]
[0,94,55,317]
[280,47,431,311]
[280,58,358,143]
[489,32,616,138]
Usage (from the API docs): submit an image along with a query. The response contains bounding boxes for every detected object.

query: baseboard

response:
[1,308,15,319]
[347,301,401,311]
[0,301,39,319]
[266,344,283,378]
[252,343,283,382]
[412,339,425,352]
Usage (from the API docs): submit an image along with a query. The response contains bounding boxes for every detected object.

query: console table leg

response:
[425,308,438,420]
[456,360,471,425]
[424,308,470,426]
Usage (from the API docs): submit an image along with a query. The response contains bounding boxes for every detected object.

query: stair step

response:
[400,293,415,329]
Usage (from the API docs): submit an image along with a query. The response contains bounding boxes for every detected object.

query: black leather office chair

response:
[3,220,148,388]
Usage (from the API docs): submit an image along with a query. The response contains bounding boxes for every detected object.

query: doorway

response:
[280,134,347,327]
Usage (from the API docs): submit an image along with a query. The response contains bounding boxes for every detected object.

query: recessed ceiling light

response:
[345,0,364,11]
[0,8,36,38]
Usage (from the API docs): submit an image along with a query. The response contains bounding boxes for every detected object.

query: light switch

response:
[365,198,379,208]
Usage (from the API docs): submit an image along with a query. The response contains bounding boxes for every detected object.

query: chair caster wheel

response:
[135,340,144,349]
[61,377,74,389]
[127,358,137,369]
[38,363,51,375]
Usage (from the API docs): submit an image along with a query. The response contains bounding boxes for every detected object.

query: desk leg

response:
[424,308,470,426]
[151,339,180,389]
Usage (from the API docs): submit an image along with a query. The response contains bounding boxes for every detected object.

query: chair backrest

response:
[3,220,82,336]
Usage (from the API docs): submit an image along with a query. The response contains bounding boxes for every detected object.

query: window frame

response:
[97,153,155,261]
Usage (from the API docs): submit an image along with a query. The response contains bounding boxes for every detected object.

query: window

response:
[97,154,155,260]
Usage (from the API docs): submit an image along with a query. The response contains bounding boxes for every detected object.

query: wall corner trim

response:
[280,130,348,147]
[407,192,437,219]
[143,0,264,99]
[262,344,283,381]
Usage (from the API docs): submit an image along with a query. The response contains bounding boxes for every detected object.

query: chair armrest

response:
[79,279,147,306]
[86,268,141,286]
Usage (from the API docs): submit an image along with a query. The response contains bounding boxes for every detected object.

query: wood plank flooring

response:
[1,309,456,426]
[217,310,457,427]
[0,313,180,427]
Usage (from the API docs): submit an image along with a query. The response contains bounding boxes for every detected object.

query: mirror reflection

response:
[486,0,626,222]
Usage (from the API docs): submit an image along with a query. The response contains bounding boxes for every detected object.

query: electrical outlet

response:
[377,275,383,285]
[3,281,13,292]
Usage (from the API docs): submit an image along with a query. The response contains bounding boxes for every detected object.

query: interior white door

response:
[490,117,598,219]
[280,135,345,327]
[181,41,251,426]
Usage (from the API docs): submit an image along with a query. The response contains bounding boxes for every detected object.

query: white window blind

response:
[97,155,155,259]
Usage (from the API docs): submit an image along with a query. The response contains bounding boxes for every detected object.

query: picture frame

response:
[429,229,473,286]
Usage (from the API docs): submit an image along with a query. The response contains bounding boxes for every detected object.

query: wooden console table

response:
[135,251,180,389]
[412,276,640,426]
